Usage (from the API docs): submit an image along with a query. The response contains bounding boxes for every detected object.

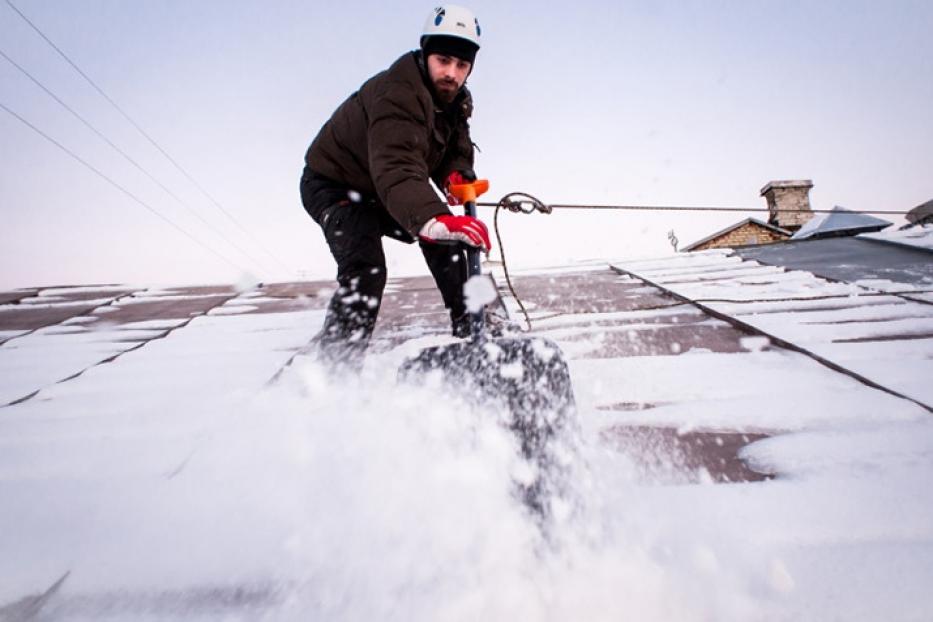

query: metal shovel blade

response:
[398,334,576,515]
[399,180,577,517]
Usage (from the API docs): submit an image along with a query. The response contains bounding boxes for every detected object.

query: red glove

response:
[419,214,492,252]
[444,170,477,206]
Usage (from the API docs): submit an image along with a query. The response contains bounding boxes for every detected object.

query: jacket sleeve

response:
[367,81,449,236]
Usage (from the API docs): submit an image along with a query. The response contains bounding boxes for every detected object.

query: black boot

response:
[451,312,471,339]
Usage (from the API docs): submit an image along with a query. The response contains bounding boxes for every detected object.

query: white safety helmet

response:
[420,5,481,63]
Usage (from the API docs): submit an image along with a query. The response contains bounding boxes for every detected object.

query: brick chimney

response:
[760,180,814,231]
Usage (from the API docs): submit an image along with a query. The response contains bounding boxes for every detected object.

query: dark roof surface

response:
[735,236,933,286]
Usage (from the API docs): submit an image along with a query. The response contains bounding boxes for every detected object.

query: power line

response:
[4,0,293,273]
[0,46,273,274]
[1,100,248,273]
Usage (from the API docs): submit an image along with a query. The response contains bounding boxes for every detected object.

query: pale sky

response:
[2,0,931,289]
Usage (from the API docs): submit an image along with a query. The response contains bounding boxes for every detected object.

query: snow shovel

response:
[398,179,577,516]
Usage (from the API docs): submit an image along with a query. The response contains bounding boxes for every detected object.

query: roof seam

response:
[610,264,933,415]
[737,251,933,308]
[1,291,242,408]
[0,287,148,348]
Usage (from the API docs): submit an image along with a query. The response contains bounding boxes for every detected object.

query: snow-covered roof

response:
[860,222,933,252]
[791,205,893,240]
[2,253,933,619]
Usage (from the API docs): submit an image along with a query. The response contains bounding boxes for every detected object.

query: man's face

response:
[426,53,472,103]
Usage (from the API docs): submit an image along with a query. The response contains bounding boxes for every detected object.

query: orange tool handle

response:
[448,179,489,204]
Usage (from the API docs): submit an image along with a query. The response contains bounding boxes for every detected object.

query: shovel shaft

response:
[464,199,485,341]
[464,199,482,278]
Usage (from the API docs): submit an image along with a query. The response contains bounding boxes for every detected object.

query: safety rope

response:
[491,192,551,331]
[487,192,926,332]
[479,201,912,216]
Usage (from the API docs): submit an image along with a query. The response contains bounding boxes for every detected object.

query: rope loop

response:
[491,191,555,331]
[497,192,551,215]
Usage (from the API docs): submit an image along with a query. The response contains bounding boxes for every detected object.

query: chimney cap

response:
[760,179,814,196]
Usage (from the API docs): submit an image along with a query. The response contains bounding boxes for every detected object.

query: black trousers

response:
[300,167,467,368]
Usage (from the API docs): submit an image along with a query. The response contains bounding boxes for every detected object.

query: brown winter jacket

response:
[304,51,475,237]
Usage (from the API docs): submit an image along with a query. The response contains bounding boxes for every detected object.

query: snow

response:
[13,296,117,308]
[463,274,498,312]
[208,304,260,315]
[791,206,892,240]
[102,319,187,331]
[860,223,933,251]
[525,305,702,330]
[575,350,924,431]
[1,325,135,405]
[35,285,140,296]
[2,258,933,620]
[611,250,933,406]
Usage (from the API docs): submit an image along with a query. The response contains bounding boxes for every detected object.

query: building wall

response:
[690,222,789,251]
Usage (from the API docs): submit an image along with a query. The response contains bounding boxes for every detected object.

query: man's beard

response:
[433,78,459,103]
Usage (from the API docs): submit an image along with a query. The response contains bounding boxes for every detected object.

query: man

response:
[300,5,490,370]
